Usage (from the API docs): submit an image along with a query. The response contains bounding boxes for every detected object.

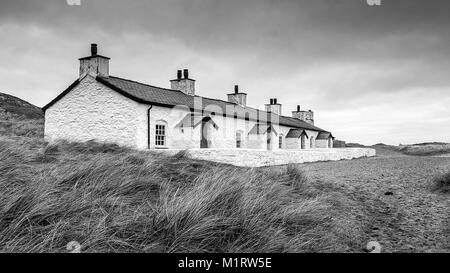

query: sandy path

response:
[301,155,450,253]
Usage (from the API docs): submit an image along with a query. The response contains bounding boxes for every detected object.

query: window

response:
[279,135,283,149]
[310,136,314,148]
[236,131,242,148]
[155,124,166,147]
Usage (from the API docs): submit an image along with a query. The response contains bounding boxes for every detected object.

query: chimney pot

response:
[265,98,282,115]
[91,43,98,56]
[80,44,109,78]
[171,69,195,96]
[297,105,300,112]
[234,85,239,94]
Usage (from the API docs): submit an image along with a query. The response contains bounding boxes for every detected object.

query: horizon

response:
[0,0,449,145]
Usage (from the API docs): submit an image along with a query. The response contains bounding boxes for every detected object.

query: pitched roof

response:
[43,75,329,133]
[286,129,309,138]
[248,124,278,135]
[316,132,334,140]
[175,114,219,129]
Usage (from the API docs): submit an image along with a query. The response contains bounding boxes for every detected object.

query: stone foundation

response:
[154,148,376,167]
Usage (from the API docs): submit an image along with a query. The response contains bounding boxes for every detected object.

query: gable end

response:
[42,79,80,112]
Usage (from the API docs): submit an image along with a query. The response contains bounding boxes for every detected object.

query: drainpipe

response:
[147,105,153,149]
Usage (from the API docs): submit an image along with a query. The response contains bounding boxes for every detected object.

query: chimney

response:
[227,85,247,107]
[79,43,110,78]
[170,69,196,96]
[292,105,314,125]
[91,43,98,56]
[265,98,282,115]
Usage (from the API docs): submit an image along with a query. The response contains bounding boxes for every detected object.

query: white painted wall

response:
[154,148,377,167]
[45,76,142,148]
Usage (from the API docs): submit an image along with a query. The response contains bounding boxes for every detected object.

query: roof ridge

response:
[100,75,328,132]
[106,75,185,94]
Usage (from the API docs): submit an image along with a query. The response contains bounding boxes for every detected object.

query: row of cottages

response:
[43,44,334,151]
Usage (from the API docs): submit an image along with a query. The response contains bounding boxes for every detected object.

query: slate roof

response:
[43,75,329,133]
[286,129,309,138]
[175,113,219,129]
[316,132,334,140]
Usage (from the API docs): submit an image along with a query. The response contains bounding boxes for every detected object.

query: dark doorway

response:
[200,118,211,148]
[301,135,306,149]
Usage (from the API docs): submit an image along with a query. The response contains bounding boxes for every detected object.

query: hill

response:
[344,142,450,157]
[397,143,450,156]
[0,92,44,137]
[0,92,43,120]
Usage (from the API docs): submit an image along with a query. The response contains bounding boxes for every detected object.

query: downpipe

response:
[147,105,153,149]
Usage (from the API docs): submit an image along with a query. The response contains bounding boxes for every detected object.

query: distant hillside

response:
[345,142,450,156]
[397,143,450,156]
[0,92,43,120]
[0,92,44,137]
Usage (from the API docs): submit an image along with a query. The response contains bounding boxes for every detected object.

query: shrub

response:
[432,171,450,194]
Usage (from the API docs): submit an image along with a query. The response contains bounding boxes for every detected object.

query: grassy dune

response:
[351,143,450,156]
[0,137,364,253]
[398,143,450,156]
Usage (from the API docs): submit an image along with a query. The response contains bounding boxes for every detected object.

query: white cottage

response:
[43,44,334,151]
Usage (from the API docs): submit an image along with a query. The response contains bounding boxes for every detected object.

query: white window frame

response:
[155,121,167,148]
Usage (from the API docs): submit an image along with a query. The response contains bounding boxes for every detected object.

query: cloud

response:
[0,0,449,145]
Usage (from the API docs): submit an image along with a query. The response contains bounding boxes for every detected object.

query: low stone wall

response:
[154,148,376,167]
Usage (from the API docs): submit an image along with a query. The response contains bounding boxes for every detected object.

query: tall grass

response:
[0,110,44,138]
[0,137,364,253]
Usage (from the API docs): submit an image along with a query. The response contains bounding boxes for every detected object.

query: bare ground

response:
[299,153,450,253]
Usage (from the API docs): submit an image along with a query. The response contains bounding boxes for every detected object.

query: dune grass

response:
[0,109,44,138]
[0,137,365,253]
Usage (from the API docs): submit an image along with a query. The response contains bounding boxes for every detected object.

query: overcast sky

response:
[0,0,449,145]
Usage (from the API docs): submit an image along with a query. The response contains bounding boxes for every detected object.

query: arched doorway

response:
[200,116,217,148]
[301,135,306,149]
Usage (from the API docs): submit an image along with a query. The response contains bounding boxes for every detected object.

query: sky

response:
[0,0,449,145]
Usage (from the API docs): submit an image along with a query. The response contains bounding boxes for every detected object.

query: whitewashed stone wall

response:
[316,139,331,148]
[154,148,376,167]
[45,76,142,147]
[285,137,300,150]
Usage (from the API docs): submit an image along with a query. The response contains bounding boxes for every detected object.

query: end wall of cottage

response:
[44,76,142,148]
